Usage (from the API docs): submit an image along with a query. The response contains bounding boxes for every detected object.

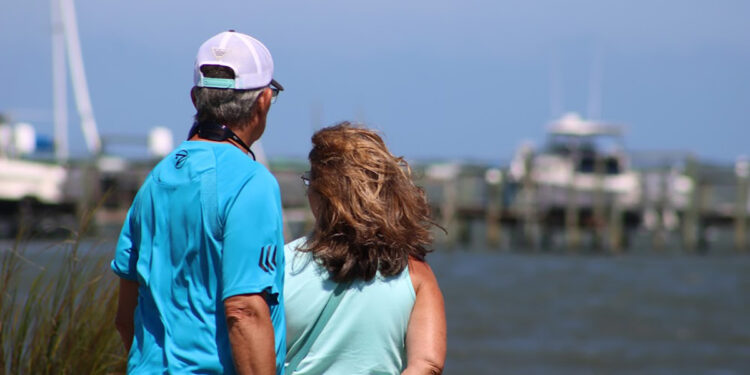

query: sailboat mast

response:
[51,0,68,161]
[59,0,101,155]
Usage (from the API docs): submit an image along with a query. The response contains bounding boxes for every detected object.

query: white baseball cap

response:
[193,30,283,91]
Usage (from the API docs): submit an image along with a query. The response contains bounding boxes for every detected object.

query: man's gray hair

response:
[192,87,264,130]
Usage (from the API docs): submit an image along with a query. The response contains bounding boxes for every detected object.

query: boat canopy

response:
[547,112,623,137]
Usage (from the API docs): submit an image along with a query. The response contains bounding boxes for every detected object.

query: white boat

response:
[0,0,95,237]
[509,112,641,208]
[0,158,68,205]
[508,112,698,242]
[0,121,76,236]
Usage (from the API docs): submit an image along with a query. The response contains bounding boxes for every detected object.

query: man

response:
[112,30,286,375]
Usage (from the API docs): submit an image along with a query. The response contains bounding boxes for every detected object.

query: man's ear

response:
[255,88,273,114]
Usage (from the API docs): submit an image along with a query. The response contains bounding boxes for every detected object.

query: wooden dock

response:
[414,158,750,253]
[4,155,749,255]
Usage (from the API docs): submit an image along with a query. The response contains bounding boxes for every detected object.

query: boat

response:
[509,112,640,206]
[0,120,77,237]
[0,0,105,238]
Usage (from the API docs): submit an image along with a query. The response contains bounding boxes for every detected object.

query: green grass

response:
[0,205,127,374]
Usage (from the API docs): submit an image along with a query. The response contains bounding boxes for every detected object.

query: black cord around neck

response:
[188,121,256,160]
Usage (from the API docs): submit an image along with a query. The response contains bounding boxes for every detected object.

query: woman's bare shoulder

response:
[408,256,439,294]
[404,256,446,375]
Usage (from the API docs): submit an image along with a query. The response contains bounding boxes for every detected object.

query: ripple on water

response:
[429,250,750,374]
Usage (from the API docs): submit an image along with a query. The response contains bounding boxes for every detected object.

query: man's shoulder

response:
[216,156,280,206]
[150,140,218,177]
[196,144,275,187]
[212,146,273,178]
[226,161,278,191]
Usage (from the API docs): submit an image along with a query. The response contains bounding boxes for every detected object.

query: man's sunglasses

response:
[270,79,284,103]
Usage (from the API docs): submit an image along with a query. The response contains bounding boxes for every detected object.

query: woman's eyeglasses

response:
[300,171,311,188]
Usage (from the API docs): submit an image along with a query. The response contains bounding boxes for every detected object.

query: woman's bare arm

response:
[403,257,446,375]
[115,278,139,353]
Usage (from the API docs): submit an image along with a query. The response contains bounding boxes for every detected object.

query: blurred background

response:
[1,1,749,374]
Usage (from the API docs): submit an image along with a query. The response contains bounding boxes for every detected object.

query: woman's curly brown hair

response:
[302,122,436,283]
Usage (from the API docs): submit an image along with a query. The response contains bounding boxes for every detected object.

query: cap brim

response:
[270,78,284,91]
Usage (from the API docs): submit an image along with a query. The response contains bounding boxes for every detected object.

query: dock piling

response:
[521,148,538,250]
[593,155,607,251]
[682,155,699,252]
[484,168,504,249]
[564,168,580,252]
[734,157,748,252]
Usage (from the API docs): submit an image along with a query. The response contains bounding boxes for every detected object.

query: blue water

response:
[4,239,749,374]
[430,250,750,374]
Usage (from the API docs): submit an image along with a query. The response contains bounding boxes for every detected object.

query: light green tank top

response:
[284,237,416,375]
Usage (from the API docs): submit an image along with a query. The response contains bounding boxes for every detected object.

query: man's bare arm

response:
[224,293,276,375]
[115,278,139,353]
[402,258,447,375]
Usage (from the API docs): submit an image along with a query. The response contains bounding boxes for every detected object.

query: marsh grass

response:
[0,203,127,374]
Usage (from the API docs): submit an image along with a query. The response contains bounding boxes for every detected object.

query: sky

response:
[1,0,748,164]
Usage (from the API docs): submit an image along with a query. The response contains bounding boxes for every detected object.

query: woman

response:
[284,122,446,375]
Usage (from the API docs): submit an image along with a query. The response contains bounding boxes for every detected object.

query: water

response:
[431,250,750,374]
[4,240,749,374]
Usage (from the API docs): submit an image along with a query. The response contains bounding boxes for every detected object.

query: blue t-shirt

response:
[111,140,285,374]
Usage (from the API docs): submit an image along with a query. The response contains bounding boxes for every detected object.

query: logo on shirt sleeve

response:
[258,245,277,273]
[175,149,189,169]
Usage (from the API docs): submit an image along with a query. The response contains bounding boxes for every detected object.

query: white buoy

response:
[148,126,174,158]
[14,123,37,155]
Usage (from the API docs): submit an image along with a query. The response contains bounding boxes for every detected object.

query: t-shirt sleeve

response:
[221,172,283,303]
[111,203,139,280]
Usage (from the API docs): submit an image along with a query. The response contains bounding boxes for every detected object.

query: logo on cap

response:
[211,47,227,59]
